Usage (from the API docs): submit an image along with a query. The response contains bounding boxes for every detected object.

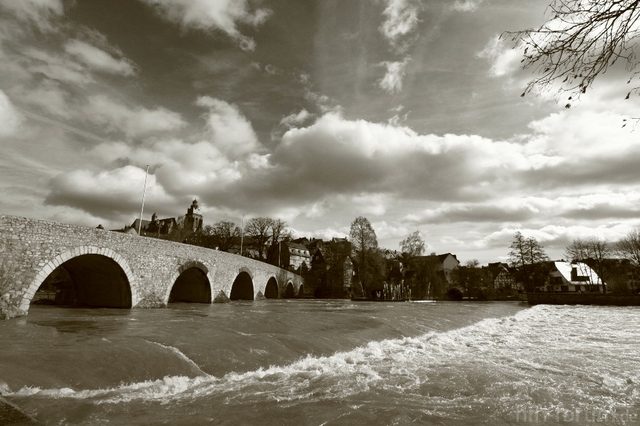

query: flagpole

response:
[137,165,149,236]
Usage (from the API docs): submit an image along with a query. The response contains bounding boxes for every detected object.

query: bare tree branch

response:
[506,0,640,107]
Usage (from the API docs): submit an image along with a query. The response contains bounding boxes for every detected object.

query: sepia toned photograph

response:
[1,0,640,424]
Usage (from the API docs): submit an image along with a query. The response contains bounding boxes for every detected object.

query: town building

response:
[285,237,354,298]
[414,253,460,285]
[119,200,203,241]
[582,258,640,293]
[484,262,522,298]
[281,241,311,271]
[544,261,605,293]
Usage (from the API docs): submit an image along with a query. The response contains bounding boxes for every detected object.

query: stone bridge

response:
[0,215,305,319]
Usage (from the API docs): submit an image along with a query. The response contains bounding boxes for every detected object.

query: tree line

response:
[186,217,291,263]
[507,230,640,294]
[185,215,450,299]
[187,211,640,298]
[349,216,453,300]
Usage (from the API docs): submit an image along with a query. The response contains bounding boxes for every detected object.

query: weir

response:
[0,215,304,319]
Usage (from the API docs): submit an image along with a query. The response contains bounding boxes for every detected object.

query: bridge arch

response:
[284,281,295,298]
[230,270,254,300]
[21,246,137,312]
[165,261,214,304]
[298,284,305,297]
[264,276,279,299]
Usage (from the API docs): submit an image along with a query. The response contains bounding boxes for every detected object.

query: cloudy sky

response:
[1,0,639,264]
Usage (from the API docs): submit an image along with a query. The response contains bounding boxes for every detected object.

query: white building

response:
[545,261,606,293]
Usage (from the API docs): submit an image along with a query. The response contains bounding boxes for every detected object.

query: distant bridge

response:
[0,215,304,319]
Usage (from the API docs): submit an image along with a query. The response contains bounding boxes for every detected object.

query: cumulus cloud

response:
[41,96,268,221]
[91,138,245,195]
[477,35,522,77]
[141,0,272,51]
[279,109,312,128]
[379,0,422,53]
[253,113,537,204]
[87,95,187,137]
[46,95,270,218]
[304,88,342,114]
[517,108,640,191]
[378,59,410,93]
[196,96,262,158]
[36,91,640,258]
[0,90,23,136]
[37,101,640,264]
[217,106,640,222]
[64,40,136,76]
[46,165,173,220]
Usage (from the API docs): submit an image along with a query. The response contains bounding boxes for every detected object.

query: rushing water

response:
[0,300,639,425]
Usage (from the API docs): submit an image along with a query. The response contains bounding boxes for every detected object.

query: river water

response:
[0,300,638,425]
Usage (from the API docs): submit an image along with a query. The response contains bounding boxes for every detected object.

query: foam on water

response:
[7,304,640,423]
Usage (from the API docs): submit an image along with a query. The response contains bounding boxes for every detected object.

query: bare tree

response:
[507,0,640,110]
[617,229,640,265]
[349,216,379,297]
[211,221,241,252]
[245,217,274,259]
[270,219,292,244]
[266,219,292,267]
[508,231,550,291]
[565,237,590,262]
[397,231,426,300]
[399,230,426,257]
[565,236,611,292]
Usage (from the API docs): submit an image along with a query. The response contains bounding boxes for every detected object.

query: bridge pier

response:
[0,215,304,319]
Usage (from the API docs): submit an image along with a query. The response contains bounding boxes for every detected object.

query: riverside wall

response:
[527,292,640,306]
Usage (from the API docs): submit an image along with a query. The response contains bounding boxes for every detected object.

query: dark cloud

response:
[520,154,640,191]
[561,205,640,221]
[414,204,536,225]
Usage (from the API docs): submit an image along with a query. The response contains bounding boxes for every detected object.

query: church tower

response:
[183,199,203,234]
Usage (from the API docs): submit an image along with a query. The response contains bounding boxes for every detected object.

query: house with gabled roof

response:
[414,253,460,285]
[544,261,605,293]
[281,241,311,271]
[484,262,522,298]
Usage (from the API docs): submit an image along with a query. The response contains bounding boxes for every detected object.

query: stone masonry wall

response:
[0,215,303,319]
